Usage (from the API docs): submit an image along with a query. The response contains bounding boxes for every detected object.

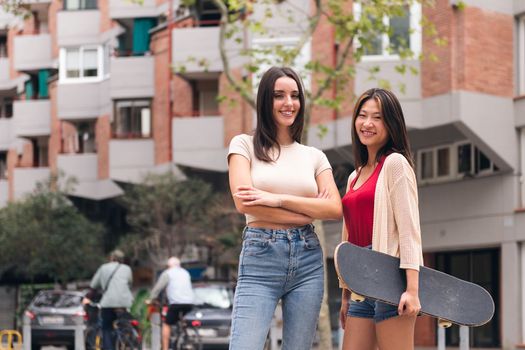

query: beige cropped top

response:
[228,134,332,224]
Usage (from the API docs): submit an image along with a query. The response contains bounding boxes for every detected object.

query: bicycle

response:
[168,310,202,350]
[84,302,142,350]
[146,300,202,350]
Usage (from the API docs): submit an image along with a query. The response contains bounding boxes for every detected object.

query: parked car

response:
[183,282,234,349]
[24,289,86,350]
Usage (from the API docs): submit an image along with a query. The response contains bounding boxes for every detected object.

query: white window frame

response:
[353,2,422,61]
[59,45,107,83]
[416,141,497,185]
[518,15,525,95]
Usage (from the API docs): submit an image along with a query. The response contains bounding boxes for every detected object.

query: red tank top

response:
[342,156,386,247]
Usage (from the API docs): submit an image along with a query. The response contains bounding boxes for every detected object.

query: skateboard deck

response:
[334,242,494,327]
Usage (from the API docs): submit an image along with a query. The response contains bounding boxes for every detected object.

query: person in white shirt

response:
[149,257,194,350]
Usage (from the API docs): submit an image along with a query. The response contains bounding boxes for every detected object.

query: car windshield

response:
[194,286,233,309]
[33,292,82,308]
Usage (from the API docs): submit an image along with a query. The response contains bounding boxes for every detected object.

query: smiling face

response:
[355,97,390,156]
[272,77,300,133]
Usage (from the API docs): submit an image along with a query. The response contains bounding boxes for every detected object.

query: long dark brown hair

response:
[254,67,305,162]
[351,88,414,168]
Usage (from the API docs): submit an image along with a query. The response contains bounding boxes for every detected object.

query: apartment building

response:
[0,0,524,347]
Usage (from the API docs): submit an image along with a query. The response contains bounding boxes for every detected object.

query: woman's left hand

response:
[398,290,421,316]
[234,185,282,207]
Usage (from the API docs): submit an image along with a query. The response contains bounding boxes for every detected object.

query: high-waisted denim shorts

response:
[346,297,399,323]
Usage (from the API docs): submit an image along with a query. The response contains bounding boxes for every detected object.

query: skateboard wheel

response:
[350,292,365,302]
[438,319,452,328]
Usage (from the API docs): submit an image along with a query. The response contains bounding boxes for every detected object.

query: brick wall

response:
[422,1,454,97]
[96,115,110,179]
[48,81,60,173]
[460,7,513,97]
[151,27,172,164]
[311,9,336,126]
[220,69,252,146]
[422,2,513,98]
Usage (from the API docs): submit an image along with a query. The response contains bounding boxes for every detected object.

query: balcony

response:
[0,179,7,207]
[172,116,227,171]
[13,34,53,71]
[57,10,101,46]
[57,153,123,200]
[13,99,51,137]
[109,138,156,183]
[109,0,158,18]
[0,119,13,151]
[110,55,154,99]
[172,26,244,76]
[12,167,50,200]
[57,80,111,120]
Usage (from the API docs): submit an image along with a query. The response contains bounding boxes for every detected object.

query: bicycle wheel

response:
[85,325,102,350]
[115,326,142,350]
[174,325,202,350]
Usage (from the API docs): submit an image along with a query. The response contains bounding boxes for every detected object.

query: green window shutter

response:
[38,70,49,99]
[25,80,33,100]
[132,18,157,55]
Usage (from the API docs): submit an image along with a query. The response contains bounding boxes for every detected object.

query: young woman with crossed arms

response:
[228,66,342,349]
[339,88,424,350]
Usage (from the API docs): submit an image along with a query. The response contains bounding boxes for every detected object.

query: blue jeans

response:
[229,224,324,350]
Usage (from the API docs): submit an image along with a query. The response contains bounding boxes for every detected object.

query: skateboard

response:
[334,242,494,327]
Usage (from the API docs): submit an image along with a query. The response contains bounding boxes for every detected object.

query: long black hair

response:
[254,67,305,162]
[351,88,414,168]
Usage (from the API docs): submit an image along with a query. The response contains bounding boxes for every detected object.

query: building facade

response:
[0,0,524,348]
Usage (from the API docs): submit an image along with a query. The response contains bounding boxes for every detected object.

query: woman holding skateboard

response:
[339,88,424,350]
[228,66,342,349]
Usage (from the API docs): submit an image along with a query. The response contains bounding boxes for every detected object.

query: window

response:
[189,79,219,117]
[59,46,107,82]
[0,151,7,180]
[113,100,152,138]
[0,33,7,58]
[0,97,13,119]
[353,3,421,59]
[62,121,96,154]
[417,142,498,184]
[32,138,49,167]
[518,15,525,95]
[192,0,221,26]
[63,0,97,10]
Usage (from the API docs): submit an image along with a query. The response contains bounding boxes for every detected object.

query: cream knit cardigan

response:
[341,152,424,271]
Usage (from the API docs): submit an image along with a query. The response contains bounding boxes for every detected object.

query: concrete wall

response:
[13,34,53,71]
[56,10,101,46]
[57,153,98,182]
[13,99,51,137]
[57,80,111,119]
[110,56,154,98]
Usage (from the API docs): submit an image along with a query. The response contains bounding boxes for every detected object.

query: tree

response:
[173,0,443,347]
[119,172,243,270]
[0,177,105,284]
